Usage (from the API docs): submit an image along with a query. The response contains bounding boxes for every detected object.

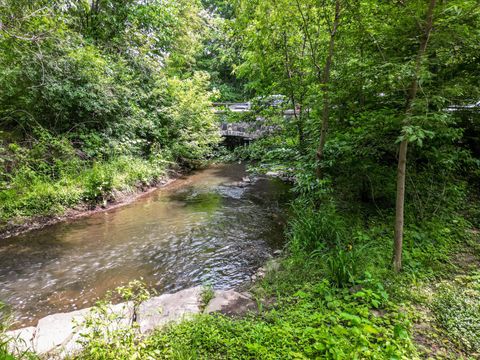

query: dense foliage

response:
[227,0,480,357]
[1,0,479,359]
[0,0,224,228]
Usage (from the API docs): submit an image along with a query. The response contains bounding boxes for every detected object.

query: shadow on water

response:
[0,163,291,327]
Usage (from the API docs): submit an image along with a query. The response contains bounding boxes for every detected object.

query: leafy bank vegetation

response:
[1,0,480,359]
[0,0,223,232]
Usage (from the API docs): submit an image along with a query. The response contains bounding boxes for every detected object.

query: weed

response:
[288,203,348,253]
[0,303,12,360]
[324,248,360,288]
[200,285,215,311]
[75,280,154,360]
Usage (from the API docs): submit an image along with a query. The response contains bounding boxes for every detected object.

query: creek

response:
[0,163,291,327]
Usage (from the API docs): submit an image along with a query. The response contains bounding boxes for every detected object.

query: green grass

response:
[0,156,168,229]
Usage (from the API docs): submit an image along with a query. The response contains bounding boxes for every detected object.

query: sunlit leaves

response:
[399,126,434,147]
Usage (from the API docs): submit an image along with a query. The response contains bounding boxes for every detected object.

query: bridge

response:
[214,102,296,140]
[219,121,277,141]
[213,102,251,114]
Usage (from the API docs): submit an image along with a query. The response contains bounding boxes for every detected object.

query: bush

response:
[77,281,153,360]
[83,163,115,204]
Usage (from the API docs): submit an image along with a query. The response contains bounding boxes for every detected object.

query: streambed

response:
[0,163,290,327]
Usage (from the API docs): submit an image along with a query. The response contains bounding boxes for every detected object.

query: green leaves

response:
[432,275,480,353]
[399,126,435,147]
[139,279,416,359]
[167,71,221,165]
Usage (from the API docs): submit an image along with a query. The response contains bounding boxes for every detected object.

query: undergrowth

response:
[69,195,478,359]
[146,280,415,359]
[432,273,480,354]
[0,155,169,229]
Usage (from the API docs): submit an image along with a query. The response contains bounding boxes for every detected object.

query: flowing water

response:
[0,163,291,327]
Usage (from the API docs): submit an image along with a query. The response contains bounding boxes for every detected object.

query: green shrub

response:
[288,203,348,253]
[83,163,115,204]
[167,72,221,166]
[76,280,154,360]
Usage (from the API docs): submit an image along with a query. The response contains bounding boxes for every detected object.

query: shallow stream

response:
[0,163,290,327]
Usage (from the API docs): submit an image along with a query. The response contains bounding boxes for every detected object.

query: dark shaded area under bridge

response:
[214,102,296,146]
[219,121,277,141]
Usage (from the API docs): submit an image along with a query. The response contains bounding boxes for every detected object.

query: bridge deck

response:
[214,102,294,139]
[219,121,278,140]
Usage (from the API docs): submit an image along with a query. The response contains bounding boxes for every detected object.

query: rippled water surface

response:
[0,163,290,327]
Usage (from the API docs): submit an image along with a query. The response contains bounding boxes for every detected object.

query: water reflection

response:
[0,163,290,327]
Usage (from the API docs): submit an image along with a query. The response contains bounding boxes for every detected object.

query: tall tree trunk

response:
[393,140,408,272]
[393,0,436,272]
[282,32,305,151]
[316,0,341,178]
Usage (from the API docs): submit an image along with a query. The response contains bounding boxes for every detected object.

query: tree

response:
[302,0,342,178]
[235,0,314,149]
[393,0,436,272]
